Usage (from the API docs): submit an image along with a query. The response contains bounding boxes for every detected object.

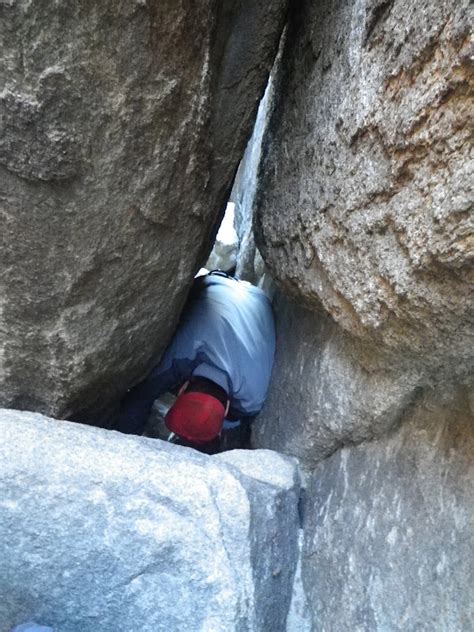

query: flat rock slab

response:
[0,410,300,632]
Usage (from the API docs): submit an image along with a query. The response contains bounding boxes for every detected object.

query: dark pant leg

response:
[220,415,255,451]
[239,416,253,449]
[114,378,158,435]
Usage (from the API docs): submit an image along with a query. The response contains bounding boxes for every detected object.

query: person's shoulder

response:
[207,275,256,293]
[199,273,270,303]
[200,273,236,290]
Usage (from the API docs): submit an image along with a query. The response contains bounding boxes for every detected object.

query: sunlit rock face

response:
[232,77,275,285]
[302,387,474,631]
[0,410,300,632]
[0,0,287,420]
[255,0,473,376]
[253,0,473,469]
[206,203,239,273]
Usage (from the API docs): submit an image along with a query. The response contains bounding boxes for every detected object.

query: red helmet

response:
[165,391,226,444]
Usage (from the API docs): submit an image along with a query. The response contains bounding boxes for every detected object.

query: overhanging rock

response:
[0,0,288,420]
[0,410,300,632]
[255,0,473,377]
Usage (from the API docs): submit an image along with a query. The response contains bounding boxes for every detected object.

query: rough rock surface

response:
[216,450,302,631]
[301,387,474,631]
[0,0,287,420]
[255,0,473,376]
[253,292,423,468]
[0,409,300,632]
[285,531,312,632]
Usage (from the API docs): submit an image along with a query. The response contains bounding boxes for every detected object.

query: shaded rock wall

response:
[0,410,300,632]
[302,387,474,631]
[250,1,474,628]
[254,292,423,467]
[253,0,473,463]
[0,0,287,420]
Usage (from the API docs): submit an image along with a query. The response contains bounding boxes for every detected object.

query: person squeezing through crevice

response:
[114,270,276,454]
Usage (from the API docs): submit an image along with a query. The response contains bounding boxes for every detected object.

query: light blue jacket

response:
[156,273,275,415]
[11,624,53,632]
[116,274,275,434]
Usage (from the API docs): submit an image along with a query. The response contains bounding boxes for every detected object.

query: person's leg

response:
[220,416,255,451]
[220,419,242,451]
[239,416,253,449]
[114,377,158,435]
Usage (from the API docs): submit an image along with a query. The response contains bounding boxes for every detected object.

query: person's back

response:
[10,624,53,632]
[160,273,275,417]
[115,272,276,448]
